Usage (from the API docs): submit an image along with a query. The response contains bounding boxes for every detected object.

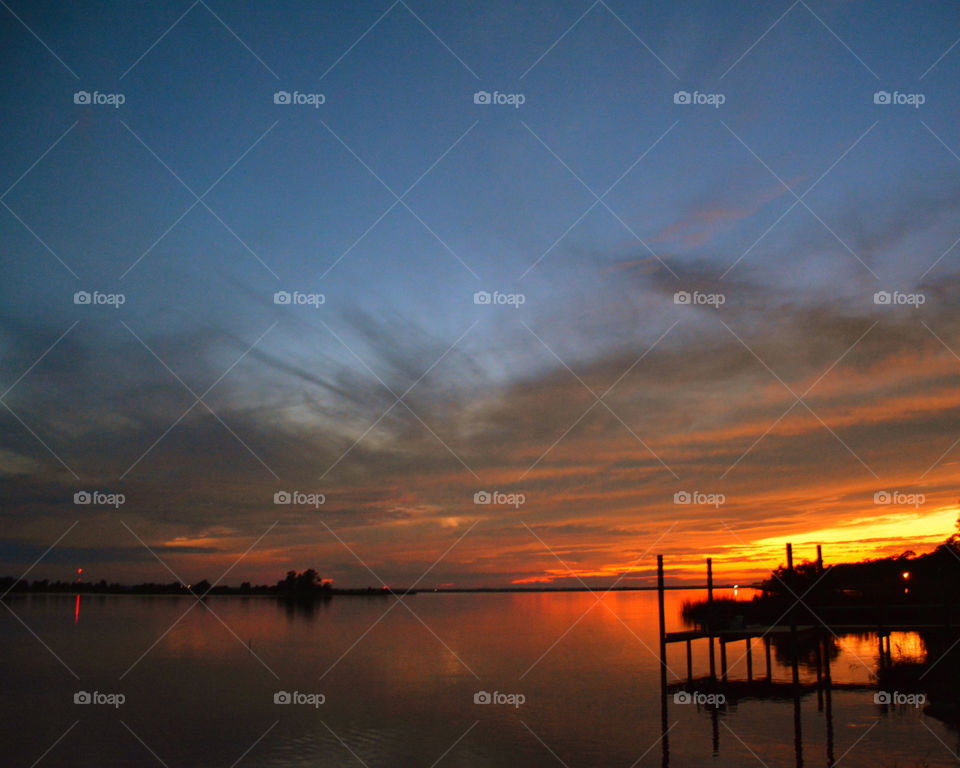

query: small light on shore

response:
[902,571,910,580]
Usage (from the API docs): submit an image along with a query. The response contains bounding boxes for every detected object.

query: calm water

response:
[0,589,954,767]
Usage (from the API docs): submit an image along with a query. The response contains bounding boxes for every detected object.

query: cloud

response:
[651,177,803,248]
[3,236,960,587]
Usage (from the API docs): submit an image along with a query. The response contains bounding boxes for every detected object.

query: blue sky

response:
[3,0,960,586]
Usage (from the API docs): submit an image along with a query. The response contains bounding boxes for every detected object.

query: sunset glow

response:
[0,1,957,593]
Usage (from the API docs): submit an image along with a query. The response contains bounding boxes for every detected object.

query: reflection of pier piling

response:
[707,558,716,681]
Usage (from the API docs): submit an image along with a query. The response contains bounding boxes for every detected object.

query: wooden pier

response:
[653,543,938,685]
[655,545,838,767]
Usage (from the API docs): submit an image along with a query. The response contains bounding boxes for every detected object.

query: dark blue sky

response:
[2,1,960,586]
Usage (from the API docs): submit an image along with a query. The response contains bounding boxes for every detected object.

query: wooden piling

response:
[707,558,716,681]
[686,639,693,685]
[720,638,728,681]
[786,544,799,687]
[657,555,668,690]
[656,555,669,768]
[746,638,753,681]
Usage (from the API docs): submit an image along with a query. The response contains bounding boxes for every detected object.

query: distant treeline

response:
[0,569,398,597]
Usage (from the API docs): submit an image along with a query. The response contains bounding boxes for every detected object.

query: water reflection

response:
[1,590,958,767]
[659,615,960,766]
[277,593,334,622]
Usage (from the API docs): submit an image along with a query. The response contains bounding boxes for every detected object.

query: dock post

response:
[746,637,753,681]
[656,555,670,768]
[816,544,823,573]
[686,639,693,685]
[720,638,728,682]
[657,555,667,683]
[786,543,799,687]
[707,558,716,681]
[765,636,772,683]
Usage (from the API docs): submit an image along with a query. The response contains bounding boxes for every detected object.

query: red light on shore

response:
[77,568,82,574]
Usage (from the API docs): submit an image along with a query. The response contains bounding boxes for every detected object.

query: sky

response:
[2,0,960,588]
